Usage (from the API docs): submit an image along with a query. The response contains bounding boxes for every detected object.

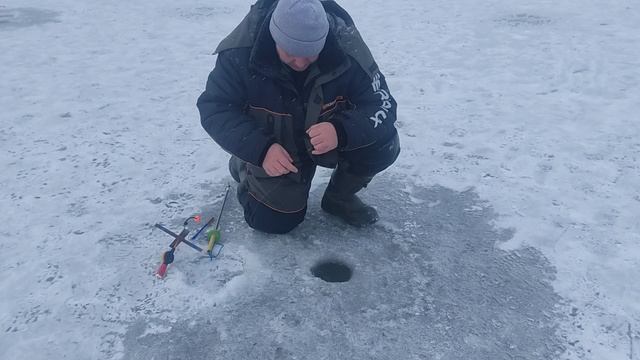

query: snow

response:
[1,0,639,359]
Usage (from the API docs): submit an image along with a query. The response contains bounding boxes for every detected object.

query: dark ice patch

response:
[0,7,59,30]
[66,201,88,217]
[98,233,136,249]
[175,7,234,20]
[121,176,564,359]
[495,14,552,27]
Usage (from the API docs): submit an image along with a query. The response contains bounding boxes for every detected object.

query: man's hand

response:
[307,122,338,155]
[262,143,298,177]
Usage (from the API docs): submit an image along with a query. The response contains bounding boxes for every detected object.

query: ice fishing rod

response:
[205,184,231,260]
[153,184,231,279]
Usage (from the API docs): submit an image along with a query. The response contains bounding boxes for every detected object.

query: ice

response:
[1,0,638,359]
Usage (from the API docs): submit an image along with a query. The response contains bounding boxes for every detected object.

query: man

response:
[197,0,400,234]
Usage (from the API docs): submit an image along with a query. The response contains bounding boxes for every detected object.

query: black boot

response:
[321,168,378,227]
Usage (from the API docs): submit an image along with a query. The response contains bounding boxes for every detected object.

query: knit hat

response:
[269,0,330,57]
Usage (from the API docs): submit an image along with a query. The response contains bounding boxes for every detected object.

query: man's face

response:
[276,46,319,72]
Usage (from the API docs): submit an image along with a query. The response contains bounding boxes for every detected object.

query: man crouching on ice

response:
[197,0,400,234]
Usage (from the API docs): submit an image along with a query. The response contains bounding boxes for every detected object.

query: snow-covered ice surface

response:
[1,0,638,359]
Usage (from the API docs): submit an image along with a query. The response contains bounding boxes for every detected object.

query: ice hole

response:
[311,260,352,283]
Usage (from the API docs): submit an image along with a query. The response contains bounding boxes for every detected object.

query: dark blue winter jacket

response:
[197,0,397,170]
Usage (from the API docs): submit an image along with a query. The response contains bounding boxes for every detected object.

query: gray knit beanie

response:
[269,0,330,57]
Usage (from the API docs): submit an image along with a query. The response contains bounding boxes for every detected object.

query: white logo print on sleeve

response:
[369,72,393,128]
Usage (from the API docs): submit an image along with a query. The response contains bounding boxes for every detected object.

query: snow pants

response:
[234,132,400,234]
